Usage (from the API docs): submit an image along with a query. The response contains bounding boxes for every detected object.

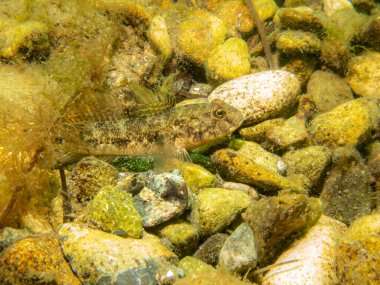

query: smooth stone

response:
[347,51,380,100]
[58,223,178,284]
[178,256,214,276]
[191,188,252,236]
[307,70,354,113]
[193,233,229,266]
[0,235,81,284]
[264,215,347,285]
[337,213,380,285]
[85,185,143,238]
[218,223,258,273]
[208,70,300,124]
[238,118,285,142]
[242,191,322,265]
[310,98,380,146]
[221,181,260,200]
[277,30,321,54]
[134,169,188,227]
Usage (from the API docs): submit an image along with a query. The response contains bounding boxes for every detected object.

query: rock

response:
[337,213,380,284]
[277,30,321,54]
[134,169,188,227]
[178,256,214,276]
[359,16,380,51]
[175,8,227,65]
[85,185,143,238]
[220,181,260,200]
[307,70,354,113]
[310,98,380,147]
[242,191,322,265]
[264,215,347,285]
[281,55,317,86]
[155,219,199,258]
[320,146,373,225]
[211,149,306,194]
[352,0,377,14]
[208,70,300,124]
[320,38,350,74]
[347,50,380,100]
[238,118,285,142]
[147,15,172,62]
[205,38,250,85]
[218,223,258,273]
[188,83,213,98]
[266,115,309,149]
[229,139,287,175]
[68,156,118,204]
[323,0,353,16]
[193,233,229,266]
[282,146,331,190]
[274,7,323,33]
[49,195,65,231]
[191,188,252,236]
[58,223,179,284]
[0,227,31,252]
[367,141,380,181]
[0,235,81,284]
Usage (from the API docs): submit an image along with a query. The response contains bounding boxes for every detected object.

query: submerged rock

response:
[0,227,32,252]
[208,70,300,124]
[58,223,179,285]
[193,233,229,266]
[178,256,214,276]
[0,235,81,284]
[277,30,321,54]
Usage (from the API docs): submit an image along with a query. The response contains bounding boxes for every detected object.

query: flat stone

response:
[277,30,321,54]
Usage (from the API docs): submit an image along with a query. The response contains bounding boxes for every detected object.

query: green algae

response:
[111,156,155,172]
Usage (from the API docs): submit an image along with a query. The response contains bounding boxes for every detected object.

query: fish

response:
[50,99,244,166]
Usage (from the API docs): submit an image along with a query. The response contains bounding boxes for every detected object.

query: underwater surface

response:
[0,0,380,284]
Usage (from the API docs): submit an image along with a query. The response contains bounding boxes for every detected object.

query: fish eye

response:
[213,108,226,118]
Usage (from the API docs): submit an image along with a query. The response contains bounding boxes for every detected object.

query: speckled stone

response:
[58,223,179,285]
[0,227,31,252]
[0,235,81,284]
[208,70,300,124]
[265,215,347,285]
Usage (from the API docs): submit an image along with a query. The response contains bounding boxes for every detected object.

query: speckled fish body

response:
[53,99,243,157]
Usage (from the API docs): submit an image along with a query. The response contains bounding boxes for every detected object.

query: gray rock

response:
[193,233,229,266]
[218,223,258,273]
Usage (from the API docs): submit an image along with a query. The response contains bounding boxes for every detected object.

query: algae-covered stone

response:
[68,156,118,203]
[229,139,286,175]
[147,15,172,62]
[320,146,372,225]
[320,38,350,74]
[347,50,380,100]
[281,55,317,86]
[242,191,322,265]
[156,219,199,258]
[277,30,321,54]
[307,70,353,113]
[266,115,309,149]
[178,256,214,276]
[0,227,32,252]
[58,223,178,284]
[323,0,353,16]
[238,118,285,142]
[0,235,81,284]
[193,233,229,266]
[274,7,323,33]
[359,16,380,50]
[282,146,331,189]
[310,98,380,147]
[205,38,250,85]
[208,70,300,124]
[191,188,252,236]
[367,141,380,181]
[218,223,257,274]
[337,213,380,285]
[212,149,306,194]
[86,185,143,238]
[264,215,347,285]
[175,8,227,65]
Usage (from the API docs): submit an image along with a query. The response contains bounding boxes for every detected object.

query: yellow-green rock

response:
[277,30,321,54]
[205,37,250,84]
[178,256,214,276]
[176,8,227,65]
[337,213,380,285]
[347,50,380,100]
[211,149,306,194]
[238,118,285,142]
[310,98,380,147]
[147,15,172,62]
[191,188,252,236]
[252,0,279,23]
[86,185,143,238]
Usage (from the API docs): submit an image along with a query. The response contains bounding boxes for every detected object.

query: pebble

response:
[0,235,81,284]
[359,16,380,50]
[191,187,252,236]
[178,256,214,276]
[274,7,323,33]
[133,169,188,227]
[347,50,380,100]
[310,98,380,147]
[0,227,31,252]
[337,213,380,284]
[218,222,258,274]
[147,15,172,62]
[239,118,285,142]
[276,30,321,54]
[193,233,229,266]
[323,0,353,16]
[58,222,179,284]
[208,70,300,124]
[264,215,347,285]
